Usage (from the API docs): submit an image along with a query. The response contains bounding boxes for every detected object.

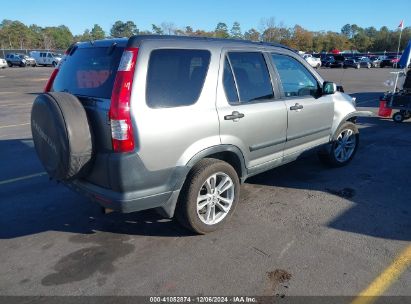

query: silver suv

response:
[31,36,371,234]
[6,53,37,67]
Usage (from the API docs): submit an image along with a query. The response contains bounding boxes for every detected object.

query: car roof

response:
[74,35,297,53]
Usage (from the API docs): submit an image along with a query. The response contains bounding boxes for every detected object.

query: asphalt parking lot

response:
[0,66,410,299]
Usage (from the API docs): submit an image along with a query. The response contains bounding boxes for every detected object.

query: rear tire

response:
[175,159,240,234]
[7,61,12,67]
[318,122,359,167]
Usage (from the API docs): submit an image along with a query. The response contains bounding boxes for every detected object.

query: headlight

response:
[22,59,26,62]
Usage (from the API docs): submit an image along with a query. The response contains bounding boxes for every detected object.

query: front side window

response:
[271,54,319,98]
[146,49,211,108]
[228,52,274,102]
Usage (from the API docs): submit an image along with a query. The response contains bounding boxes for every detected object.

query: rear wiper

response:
[107,43,117,56]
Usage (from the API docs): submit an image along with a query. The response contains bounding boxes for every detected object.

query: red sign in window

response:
[77,70,110,88]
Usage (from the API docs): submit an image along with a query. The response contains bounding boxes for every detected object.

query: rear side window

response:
[228,52,274,102]
[52,46,124,99]
[146,49,211,108]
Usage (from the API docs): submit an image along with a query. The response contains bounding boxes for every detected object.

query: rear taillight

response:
[44,67,59,92]
[109,47,138,153]
[44,46,73,92]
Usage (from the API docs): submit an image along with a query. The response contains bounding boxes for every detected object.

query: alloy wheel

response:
[196,172,235,225]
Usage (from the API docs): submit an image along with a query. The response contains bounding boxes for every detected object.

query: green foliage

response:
[0,20,30,49]
[110,20,138,38]
[230,22,243,39]
[0,18,410,53]
[91,24,105,40]
[214,22,229,38]
[185,26,194,36]
[151,24,163,35]
[341,24,352,38]
[43,25,73,49]
[244,28,260,41]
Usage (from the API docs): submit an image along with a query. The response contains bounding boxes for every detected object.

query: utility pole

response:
[393,20,404,91]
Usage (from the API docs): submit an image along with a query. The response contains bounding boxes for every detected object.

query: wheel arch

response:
[331,110,373,140]
[160,145,247,219]
[184,145,247,184]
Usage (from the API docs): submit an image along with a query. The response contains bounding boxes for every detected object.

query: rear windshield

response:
[51,46,124,99]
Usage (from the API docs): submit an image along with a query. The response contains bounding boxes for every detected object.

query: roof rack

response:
[126,35,297,53]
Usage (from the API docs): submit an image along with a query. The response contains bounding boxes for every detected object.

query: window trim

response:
[145,48,211,109]
[269,52,322,100]
[223,50,278,105]
[223,55,240,103]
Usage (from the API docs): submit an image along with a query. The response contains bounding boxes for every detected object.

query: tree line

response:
[1,18,410,53]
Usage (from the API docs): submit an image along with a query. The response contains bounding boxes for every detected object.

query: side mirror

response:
[323,81,337,95]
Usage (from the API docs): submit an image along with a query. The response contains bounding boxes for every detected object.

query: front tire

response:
[176,159,240,234]
[393,112,404,123]
[318,122,359,167]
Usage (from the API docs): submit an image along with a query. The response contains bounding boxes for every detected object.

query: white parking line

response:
[0,123,30,129]
[0,103,32,107]
[0,172,47,186]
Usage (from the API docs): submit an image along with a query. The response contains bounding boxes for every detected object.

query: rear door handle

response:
[224,111,245,121]
[290,103,304,111]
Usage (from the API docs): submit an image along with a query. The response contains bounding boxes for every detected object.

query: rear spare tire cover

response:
[31,92,93,180]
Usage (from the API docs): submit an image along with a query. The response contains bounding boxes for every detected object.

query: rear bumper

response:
[64,151,188,217]
[66,179,180,217]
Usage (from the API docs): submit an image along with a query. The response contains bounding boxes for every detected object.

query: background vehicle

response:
[380,55,401,68]
[303,53,322,68]
[343,57,371,69]
[0,58,7,68]
[31,36,371,234]
[321,55,334,66]
[324,55,345,68]
[5,53,36,67]
[369,55,384,67]
[30,51,61,67]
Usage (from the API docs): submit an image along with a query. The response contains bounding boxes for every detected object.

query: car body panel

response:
[0,58,7,68]
[46,36,363,217]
